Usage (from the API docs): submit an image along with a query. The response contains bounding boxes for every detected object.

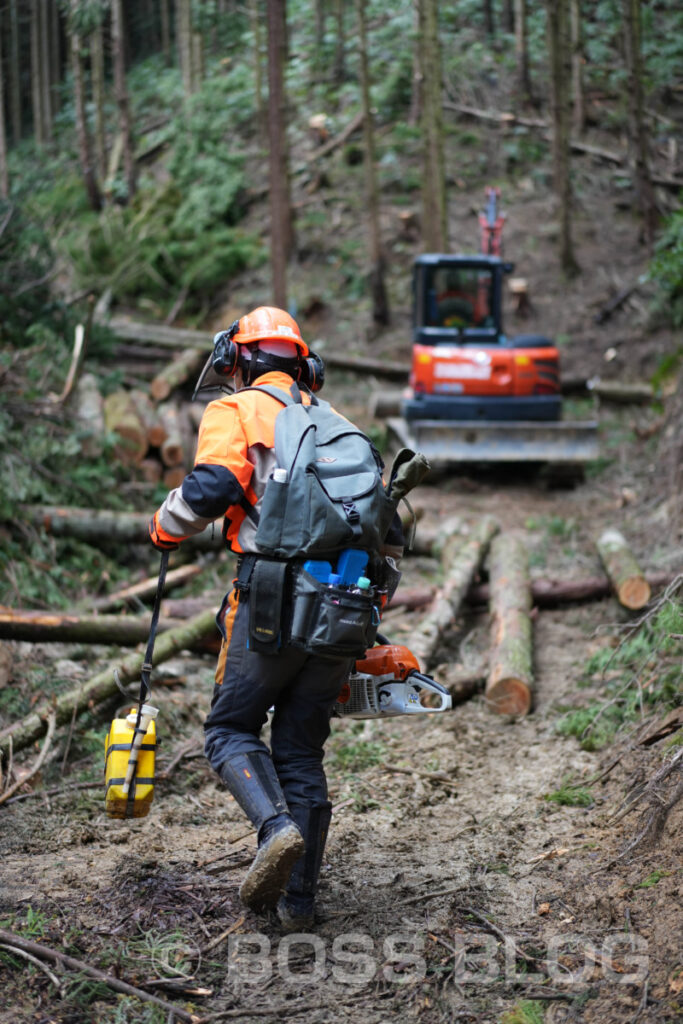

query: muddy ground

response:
[1,131,682,1021]
[1,427,681,1023]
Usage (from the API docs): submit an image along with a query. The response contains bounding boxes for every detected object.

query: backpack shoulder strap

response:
[239,384,294,406]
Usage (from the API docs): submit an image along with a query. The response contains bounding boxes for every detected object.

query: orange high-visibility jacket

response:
[150,371,312,553]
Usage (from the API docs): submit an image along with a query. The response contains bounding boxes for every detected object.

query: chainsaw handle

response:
[406,671,452,712]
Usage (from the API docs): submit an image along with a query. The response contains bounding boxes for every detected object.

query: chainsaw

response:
[333,643,452,719]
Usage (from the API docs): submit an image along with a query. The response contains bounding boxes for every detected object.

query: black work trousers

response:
[204,587,351,809]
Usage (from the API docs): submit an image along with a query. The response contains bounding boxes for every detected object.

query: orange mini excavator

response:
[388,189,598,469]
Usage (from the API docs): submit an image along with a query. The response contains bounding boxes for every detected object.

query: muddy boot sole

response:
[239,825,305,911]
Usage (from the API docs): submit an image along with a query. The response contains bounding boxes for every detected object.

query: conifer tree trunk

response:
[160,0,171,65]
[570,0,585,134]
[49,0,62,118]
[30,0,45,146]
[112,0,136,200]
[9,0,22,143]
[547,0,579,276]
[69,1,102,211]
[333,0,346,85]
[266,0,293,307]
[176,0,194,96]
[408,0,422,126]
[622,0,657,249]
[356,0,389,327]
[514,0,532,106]
[419,0,448,251]
[502,0,514,33]
[39,0,53,143]
[249,0,266,138]
[192,23,204,91]
[90,17,107,182]
[0,10,9,199]
[483,0,495,38]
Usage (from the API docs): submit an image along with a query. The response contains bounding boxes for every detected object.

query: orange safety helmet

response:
[233,306,309,357]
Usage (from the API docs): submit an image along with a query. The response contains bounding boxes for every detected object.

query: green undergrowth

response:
[557,596,683,751]
[543,778,594,808]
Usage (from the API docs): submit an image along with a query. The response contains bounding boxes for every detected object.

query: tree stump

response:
[509,277,531,316]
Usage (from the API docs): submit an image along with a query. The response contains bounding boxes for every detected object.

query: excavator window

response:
[424,266,494,330]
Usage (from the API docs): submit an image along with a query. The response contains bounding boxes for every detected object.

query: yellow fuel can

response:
[104,705,158,819]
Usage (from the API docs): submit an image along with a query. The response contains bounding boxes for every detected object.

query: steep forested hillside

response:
[0,4,682,1024]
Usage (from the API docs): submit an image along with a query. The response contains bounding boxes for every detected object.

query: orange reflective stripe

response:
[214,589,240,686]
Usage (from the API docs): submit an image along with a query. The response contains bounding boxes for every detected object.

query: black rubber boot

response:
[277,803,332,932]
[219,752,304,911]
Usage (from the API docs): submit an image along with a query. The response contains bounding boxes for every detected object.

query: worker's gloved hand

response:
[149,514,179,551]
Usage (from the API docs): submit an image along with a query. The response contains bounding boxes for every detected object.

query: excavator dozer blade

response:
[387,418,599,466]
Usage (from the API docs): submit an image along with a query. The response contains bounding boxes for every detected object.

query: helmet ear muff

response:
[300,351,325,392]
[211,320,241,376]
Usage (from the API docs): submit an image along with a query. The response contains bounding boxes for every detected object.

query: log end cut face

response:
[485,677,532,716]
[618,576,652,610]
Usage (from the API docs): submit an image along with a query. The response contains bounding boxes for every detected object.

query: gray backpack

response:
[252,384,394,560]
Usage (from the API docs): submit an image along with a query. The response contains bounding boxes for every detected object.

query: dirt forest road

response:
[1,434,681,1024]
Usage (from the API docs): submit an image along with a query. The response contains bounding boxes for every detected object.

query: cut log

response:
[486,532,533,716]
[150,347,205,402]
[139,457,163,484]
[0,607,219,650]
[103,390,148,465]
[467,570,676,609]
[385,586,435,612]
[92,564,203,612]
[19,505,224,552]
[0,607,218,761]
[73,372,104,458]
[587,378,654,404]
[596,529,651,610]
[99,317,412,381]
[129,389,166,447]
[158,402,185,467]
[163,466,187,489]
[161,596,211,619]
[368,390,404,419]
[0,643,12,689]
[409,515,499,670]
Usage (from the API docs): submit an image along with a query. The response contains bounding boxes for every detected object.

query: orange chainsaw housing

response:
[336,645,421,705]
[410,343,560,399]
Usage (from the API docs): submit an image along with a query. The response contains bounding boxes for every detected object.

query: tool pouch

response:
[248,559,288,654]
[289,567,379,660]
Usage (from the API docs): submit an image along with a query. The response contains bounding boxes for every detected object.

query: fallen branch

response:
[0,943,64,994]
[594,284,639,325]
[0,608,218,762]
[199,915,246,956]
[0,928,200,1023]
[3,780,100,806]
[92,564,202,612]
[380,763,458,791]
[0,714,56,806]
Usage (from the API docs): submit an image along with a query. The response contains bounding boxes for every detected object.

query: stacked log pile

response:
[84,327,211,485]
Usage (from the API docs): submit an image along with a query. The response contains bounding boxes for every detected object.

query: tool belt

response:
[235,554,379,660]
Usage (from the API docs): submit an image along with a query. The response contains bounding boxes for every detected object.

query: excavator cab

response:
[413,254,510,344]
